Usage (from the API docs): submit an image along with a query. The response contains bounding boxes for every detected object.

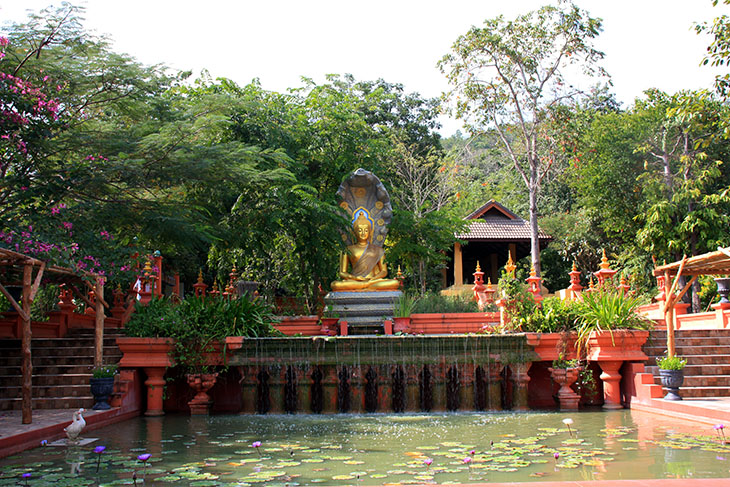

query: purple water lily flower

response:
[424,458,433,467]
[463,457,472,464]
[137,453,151,462]
[21,473,30,486]
[94,445,106,472]
[252,441,262,457]
[40,440,48,446]
[715,424,727,443]
[554,452,560,460]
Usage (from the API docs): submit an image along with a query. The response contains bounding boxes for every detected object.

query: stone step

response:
[645,336,730,347]
[645,345,730,355]
[326,291,402,306]
[0,396,94,411]
[337,305,395,319]
[0,373,92,387]
[0,363,97,377]
[650,329,730,338]
[0,383,93,398]
[676,386,730,398]
[0,351,121,366]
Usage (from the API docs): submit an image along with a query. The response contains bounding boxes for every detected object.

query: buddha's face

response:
[355,222,371,243]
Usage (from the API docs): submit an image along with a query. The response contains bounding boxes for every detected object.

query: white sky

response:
[1,0,726,135]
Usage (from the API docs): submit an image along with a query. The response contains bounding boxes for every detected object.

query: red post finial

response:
[594,249,617,287]
[568,262,583,300]
[193,269,208,298]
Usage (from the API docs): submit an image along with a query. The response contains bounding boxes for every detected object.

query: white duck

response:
[64,408,86,443]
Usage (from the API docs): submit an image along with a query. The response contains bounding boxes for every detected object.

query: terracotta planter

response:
[274,315,322,336]
[187,372,219,414]
[586,330,649,410]
[409,312,499,334]
[586,330,649,362]
[393,317,411,333]
[116,337,175,368]
[525,332,576,362]
[116,337,174,416]
[548,367,581,411]
[320,318,339,336]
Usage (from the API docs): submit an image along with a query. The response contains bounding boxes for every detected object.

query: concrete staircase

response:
[325,291,402,335]
[644,329,730,398]
[0,328,124,410]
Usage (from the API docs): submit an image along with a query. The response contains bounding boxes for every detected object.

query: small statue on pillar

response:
[526,266,543,305]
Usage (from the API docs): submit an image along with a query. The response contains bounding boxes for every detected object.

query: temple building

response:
[444,200,552,288]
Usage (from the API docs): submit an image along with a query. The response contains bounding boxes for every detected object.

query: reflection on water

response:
[1,410,729,486]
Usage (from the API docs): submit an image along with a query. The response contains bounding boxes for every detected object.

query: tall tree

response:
[439,2,606,276]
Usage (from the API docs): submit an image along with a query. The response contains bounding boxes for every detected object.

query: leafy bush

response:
[497,274,536,331]
[517,297,580,333]
[92,364,118,378]
[411,292,482,314]
[393,292,417,317]
[657,355,686,370]
[124,295,282,373]
[574,287,650,353]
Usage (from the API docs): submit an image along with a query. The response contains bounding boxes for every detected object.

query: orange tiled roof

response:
[456,218,551,241]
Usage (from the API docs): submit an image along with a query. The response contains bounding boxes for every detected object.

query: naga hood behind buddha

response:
[336,168,393,278]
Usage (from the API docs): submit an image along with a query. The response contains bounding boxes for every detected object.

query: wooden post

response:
[21,263,32,424]
[454,243,463,286]
[664,270,675,358]
[94,277,105,368]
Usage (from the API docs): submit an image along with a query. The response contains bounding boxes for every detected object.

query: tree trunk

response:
[528,172,541,277]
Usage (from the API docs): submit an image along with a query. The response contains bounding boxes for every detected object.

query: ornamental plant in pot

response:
[320,305,339,336]
[90,364,118,410]
[658,354,686,401]
[393,292,416,333]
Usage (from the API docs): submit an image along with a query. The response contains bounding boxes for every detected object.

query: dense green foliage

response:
[124,296,282,372]
[411,293,482,314]
[2,2,728,311]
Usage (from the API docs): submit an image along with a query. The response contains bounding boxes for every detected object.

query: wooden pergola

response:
[0,248,107,424]
[653,247,730,358]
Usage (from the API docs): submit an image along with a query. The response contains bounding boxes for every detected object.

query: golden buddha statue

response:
[331,210,400,291]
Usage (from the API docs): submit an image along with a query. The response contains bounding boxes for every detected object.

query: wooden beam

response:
[0,282,29,322]
[29,261,45,302]
[666,255,687,300]
[69,284,95,310]
[94,277,105,368]
[21,263,32,424]
[671,275,699,310]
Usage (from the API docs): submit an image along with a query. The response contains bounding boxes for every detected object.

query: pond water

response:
[1,410,729,486]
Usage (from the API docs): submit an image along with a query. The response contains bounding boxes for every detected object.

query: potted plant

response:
[320,305,339,336]
[90,364,118,410]
[393,293,416,333]
[574,287,650,356]
[657,354,687,401]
